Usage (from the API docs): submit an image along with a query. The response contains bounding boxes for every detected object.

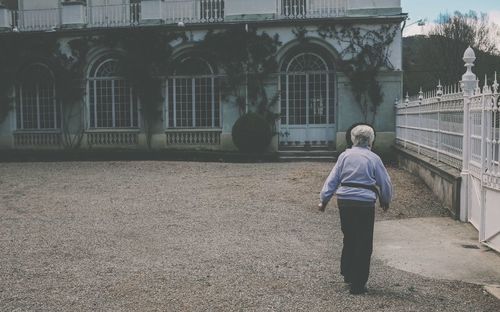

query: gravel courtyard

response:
[1,161,499,311]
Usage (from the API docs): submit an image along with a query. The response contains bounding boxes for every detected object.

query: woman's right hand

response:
[318,203,326,212]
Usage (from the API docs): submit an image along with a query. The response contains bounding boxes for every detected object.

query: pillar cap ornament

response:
[462,47,477,96]
[463,46,476,65]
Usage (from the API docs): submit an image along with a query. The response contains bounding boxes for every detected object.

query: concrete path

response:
[374,217,500,299]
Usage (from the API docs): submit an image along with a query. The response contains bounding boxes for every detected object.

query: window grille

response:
[281,53,334,126]
[166,57,220,129]
[16,64,60,130]
[88,58,139,129]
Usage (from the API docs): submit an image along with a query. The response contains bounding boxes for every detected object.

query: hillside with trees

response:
[403,11,500,95]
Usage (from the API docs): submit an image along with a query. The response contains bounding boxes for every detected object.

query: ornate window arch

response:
[87,57,139,129]
[166,57,220,128]
[280,51,335,126]
[16,63,60,130]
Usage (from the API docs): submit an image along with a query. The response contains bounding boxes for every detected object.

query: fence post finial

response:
[493,72,499,94]
[475,79,481,94]
[436,80,443,100]
[418,87,424,103]
[483,74,491,94]
[405,92,409,104]
[462,46,477,96]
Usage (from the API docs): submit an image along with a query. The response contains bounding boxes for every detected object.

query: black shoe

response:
[349,285,368,295]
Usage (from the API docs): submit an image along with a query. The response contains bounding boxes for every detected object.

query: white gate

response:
[465,71,500,250]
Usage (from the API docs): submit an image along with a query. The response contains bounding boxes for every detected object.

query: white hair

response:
[351,125,375,148]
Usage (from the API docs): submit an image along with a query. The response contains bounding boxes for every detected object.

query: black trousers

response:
[338,199,375,287]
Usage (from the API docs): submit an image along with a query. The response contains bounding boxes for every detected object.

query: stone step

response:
[278,149,338,162]
[278,155,336,162]
[278,150,337,157]
[279,144,334,151]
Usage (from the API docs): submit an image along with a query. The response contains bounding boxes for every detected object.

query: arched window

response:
[88,58,139,129]
[280,52,335,126]
[166,57,220,128]
[16,64,60,130]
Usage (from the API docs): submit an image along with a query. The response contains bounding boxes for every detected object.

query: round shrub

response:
[232,112,273,153]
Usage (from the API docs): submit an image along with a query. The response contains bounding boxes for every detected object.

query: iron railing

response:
[396,77,500,189]
[278,0,347,19]
[8,0,350,32]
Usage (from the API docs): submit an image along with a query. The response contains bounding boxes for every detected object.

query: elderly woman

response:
[319,125,392,295]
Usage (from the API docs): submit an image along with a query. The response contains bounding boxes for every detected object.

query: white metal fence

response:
[396,47,500,251]
[396,83,465,170]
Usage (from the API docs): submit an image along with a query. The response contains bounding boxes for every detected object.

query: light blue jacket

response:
[320,147,393,205]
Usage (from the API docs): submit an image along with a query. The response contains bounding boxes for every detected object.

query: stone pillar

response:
[0,5,11,31]
[62,1,87,28]
[460,46,477,222]
[140,0,164,25]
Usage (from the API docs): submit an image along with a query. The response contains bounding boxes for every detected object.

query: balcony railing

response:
[88,3,141,28]
[12,8,60,31]
[163,0,224,24]
[5,0,349,32]
[278,0,348,19]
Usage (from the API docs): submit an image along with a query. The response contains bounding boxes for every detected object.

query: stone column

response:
[0,5,11,31]
[62,1,87,28]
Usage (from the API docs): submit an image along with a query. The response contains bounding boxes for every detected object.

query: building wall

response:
[0,2,404,153]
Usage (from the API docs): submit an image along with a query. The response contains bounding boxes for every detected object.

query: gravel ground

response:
[0,161,498,311]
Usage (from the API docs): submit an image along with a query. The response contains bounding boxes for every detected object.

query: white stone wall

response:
[225,0,277,16]
[349,0,400,9]
[21,0,60,10]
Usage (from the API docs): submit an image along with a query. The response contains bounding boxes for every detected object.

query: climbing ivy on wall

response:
[199,26,282,125]
[53,38,93,148]
[317,24,399,123]
[95,29,187,148]
[0,34,92,148]
[0,36,56,123]
[0,27,282,148]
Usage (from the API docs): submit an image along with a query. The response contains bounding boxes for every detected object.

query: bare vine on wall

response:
[0,35,90,148]
[317,24,399,123]
[55,38,92,148]
[199,26,282,125]
[0,28,282,147]
[96,29,187,148]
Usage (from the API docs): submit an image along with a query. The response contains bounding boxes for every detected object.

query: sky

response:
[401,0,500,42]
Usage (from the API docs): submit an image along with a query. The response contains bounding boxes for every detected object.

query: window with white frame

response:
[16,63,61,130]
[88,58,139,129]
[166,57,220,128]
[280,52,335,125]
